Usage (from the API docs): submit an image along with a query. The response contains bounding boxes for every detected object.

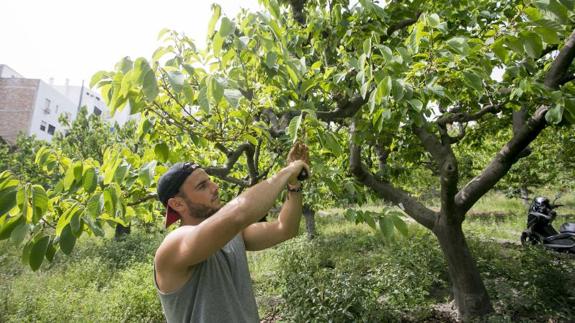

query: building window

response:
[43,98,51,114]
[94,106,102,116]
[47,124,55,135]
[40,121,47,132]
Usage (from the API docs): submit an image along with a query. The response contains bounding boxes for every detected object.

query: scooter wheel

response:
[520,231,540,246]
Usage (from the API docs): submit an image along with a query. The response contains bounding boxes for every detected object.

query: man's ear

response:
[167,196,185,212]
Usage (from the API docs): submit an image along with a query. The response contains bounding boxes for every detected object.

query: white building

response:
[0,64,136,144]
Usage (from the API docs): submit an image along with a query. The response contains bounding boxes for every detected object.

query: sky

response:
[0,0,261,86]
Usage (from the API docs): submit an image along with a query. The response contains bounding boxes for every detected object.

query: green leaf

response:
[265,52,278,69]
[521,31,543,58]
[363,37,372,56]
[167,70,186,93]
[361,81,370,99]
[534,27,560,44]
[157,28,171,40]
[408,99,423,111]
[45,239,56,262]
[219,17,235,38]
[74,161,84,181]
[21,240,33,265]
[31,185,48,224]
[427,13,440,27]
[288,114,303,144]
[0,215,26,240]
[492,39,508,61]
[59,225,76,255]
[10,221,27,246]
[209,77,224,103]
[212,33,224,57]
[207,4,221,37]
[83,167,97,193]
[63,165,76,190]
[90,70,108,88]
[379,216,394,239]
[70,211,83,237]
[375,45,393,62]
[323,132,343,156]
[138,161,156,187]
[142,69,159,102]
[0,179,18,217]
[392,79,404,101]
[154,143,170,162]
[29,236,50,271]
[391,213,408,236]
[133,58,158,102]
[462,71,483,92]
[545,105,563,124]
[83,214,105,237]
[198,85,210,113]
[114,162,130,183]
[376,76,392,104]
[224,89,243,108]
[446,37,469,56]
[85,193,104,219]
[56,202,81,236]
[364,213,376,229]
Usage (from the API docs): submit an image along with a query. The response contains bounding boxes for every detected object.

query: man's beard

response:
[183,198,220,219]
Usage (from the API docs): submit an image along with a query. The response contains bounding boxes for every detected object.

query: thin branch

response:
[127,193,158,206]
[349,120,436,229]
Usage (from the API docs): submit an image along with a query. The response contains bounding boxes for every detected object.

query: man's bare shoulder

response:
[155,225,197,263]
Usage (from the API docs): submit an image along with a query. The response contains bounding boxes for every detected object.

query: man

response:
[154,143,310,322]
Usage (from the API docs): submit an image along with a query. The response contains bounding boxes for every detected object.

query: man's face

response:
[176,169,221,219]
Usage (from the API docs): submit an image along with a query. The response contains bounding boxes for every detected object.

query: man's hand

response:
[287,142,310,165]
[287,143,310,186]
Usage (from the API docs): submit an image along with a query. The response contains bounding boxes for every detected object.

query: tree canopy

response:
[1,0,574,319]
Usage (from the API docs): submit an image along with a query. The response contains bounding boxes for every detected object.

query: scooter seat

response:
[560,222,575,233]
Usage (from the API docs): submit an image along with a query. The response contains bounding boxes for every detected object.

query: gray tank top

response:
[154,234,259,323]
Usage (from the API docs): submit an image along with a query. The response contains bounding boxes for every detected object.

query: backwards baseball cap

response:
[157,162,201,228]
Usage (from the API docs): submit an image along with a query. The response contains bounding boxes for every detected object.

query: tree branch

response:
[204,142,256,187]
[545,29,575,89]
[413,124,460,220]
[455,106,549,213]
[127,193,158,206]
[316,95,367,121]
[386,12,422,36]
[349,120,436,229]
[436,104,501,126]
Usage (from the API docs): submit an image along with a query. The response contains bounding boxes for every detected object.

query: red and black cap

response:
[157,162,201,228]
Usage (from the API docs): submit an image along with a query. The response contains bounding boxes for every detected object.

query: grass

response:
[1,190,575,322]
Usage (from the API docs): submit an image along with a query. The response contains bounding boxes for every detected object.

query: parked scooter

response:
[520,196,575,253]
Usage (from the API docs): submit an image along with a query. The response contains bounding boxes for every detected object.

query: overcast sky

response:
[0,0,260,86]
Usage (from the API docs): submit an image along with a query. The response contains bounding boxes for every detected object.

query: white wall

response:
[0,64,24,78]
[54,84,136,125]
[28,81,78,141]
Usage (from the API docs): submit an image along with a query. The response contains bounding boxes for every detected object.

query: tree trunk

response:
[302,203,316,240]
[434,220,493,320]
[114,223,131,240]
